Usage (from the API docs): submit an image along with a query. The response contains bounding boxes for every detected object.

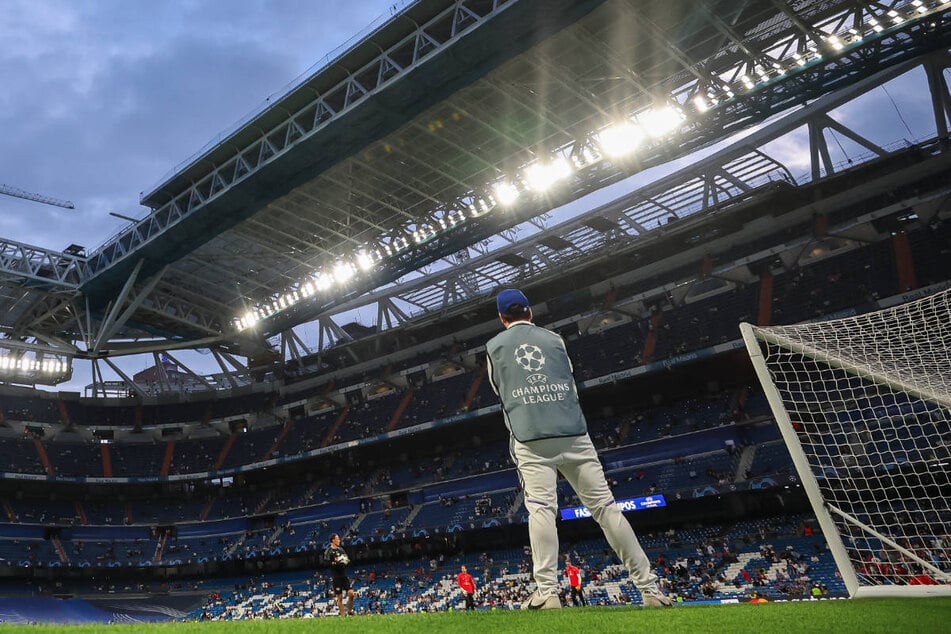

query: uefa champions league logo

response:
[514,343,545,371]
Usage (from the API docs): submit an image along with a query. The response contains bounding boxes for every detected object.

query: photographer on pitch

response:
[324,533,355,616]
[485,289,672,610]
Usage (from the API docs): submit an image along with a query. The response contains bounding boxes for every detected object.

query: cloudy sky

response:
[0,1,939,392]
[0,0,403,252]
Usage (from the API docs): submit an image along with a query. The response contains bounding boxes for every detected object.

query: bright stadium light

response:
[640,106,685,138]
[242,311,258,328]
[0,347,71,384]
[523,158,572,192]
[355,250,375,271]
[315,273,333,291]
[596,122,643,158]
[693,95,710,112]
[492,181,520,206]
[333,261,355,284]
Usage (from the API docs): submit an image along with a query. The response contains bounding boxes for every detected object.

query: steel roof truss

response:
[93,259,143,352]
[91,1,511,279]
[0,238,82,288]
[163,350,214,390]
[102,357,146,398]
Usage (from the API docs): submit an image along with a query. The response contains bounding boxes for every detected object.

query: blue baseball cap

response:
[496,288,529,314]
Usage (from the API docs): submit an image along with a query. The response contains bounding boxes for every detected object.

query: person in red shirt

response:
[457,565,477,611]
[564,558,587,607]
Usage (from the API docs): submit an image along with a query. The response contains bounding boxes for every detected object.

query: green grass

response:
[5,598,950,633]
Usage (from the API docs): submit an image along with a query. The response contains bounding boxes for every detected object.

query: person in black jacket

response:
[324,533,355,616]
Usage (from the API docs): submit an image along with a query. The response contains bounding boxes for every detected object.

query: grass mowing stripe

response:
[3,598,949,633]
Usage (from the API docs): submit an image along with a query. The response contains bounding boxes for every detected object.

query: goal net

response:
[740,287,951,598]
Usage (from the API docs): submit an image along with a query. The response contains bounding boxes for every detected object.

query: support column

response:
[891,231,918,292]
[100,443,113,477]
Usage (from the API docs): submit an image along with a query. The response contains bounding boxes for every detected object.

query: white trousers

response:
[511,433,660,597]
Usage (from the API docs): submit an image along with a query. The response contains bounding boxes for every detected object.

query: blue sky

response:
[0,0,405,251]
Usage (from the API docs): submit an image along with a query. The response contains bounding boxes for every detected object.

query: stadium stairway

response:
[51,536,68,564]
[641,310,664,363]
[152,533,166,564]
[56,398,71,429]
[262,419,294,461]
[223,533,249,558]
[891,230,918,291]
[402,504,423,528]
[74,501,88,526]
[160,440,175,477]
[505,491,524,518]
[721,552,762,584]
[252,491,275,515]
[33,439,55,476]
[213,433,238,471]
[100,443,113,477]
[265,523,285,547]
[199,499,216,522]
[321,406,350,448]
[461,366,487,411]
[2,499,16,523]
[387,389,415,433]
[734,446,756,482]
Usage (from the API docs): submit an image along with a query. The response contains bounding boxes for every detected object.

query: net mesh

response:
[752,287,951,587]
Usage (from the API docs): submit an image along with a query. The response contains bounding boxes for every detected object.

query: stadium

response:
[0,0,949,630]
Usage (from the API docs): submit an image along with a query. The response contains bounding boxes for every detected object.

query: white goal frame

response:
[740,287,951,599]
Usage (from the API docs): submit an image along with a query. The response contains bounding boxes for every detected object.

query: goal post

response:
[740,287,951,598]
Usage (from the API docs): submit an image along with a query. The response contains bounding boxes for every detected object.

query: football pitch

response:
[4,598,950,633]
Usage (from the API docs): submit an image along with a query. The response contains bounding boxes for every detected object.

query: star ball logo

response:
[514,343,545,371]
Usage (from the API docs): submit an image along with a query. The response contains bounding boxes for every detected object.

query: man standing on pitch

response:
[564,558,587,606]
[486,289,672,610]
[324,533,355,616]
[457,564,477,611]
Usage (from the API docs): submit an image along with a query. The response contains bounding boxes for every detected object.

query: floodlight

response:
[826,35,843,50]
[596,122,643,158]
[315,273,333,291]
[355,250,374,271]
[493,181,520,206]
[523,158,572,192]
[641,106,685,138]
[572,146,598,168]
[693,96,710,112]
[243,311,258,328]
[334,261,355,284]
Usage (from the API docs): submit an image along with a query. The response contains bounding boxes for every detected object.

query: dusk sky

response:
[0,1,939,392]
[0,0,405,252]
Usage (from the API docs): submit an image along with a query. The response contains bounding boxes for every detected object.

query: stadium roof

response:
[2,0,950,388]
